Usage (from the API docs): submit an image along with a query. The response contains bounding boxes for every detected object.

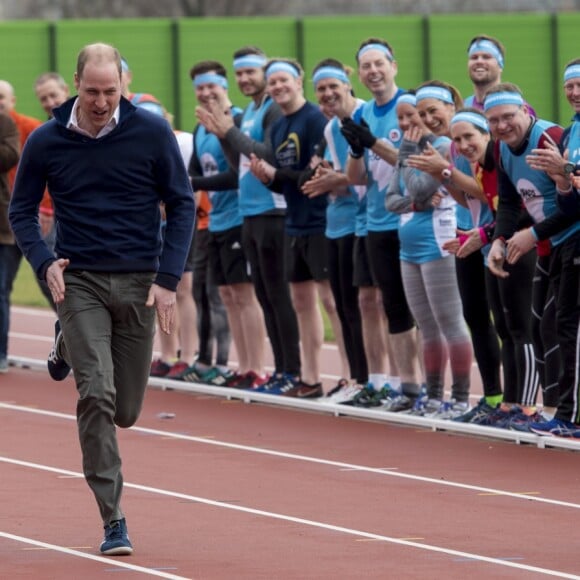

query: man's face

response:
[35,79,69,117]
[485,104,528,148]
[315,77,351,119]
[235,66,266,98]
[357,49,397,97]
[74,61,121,135]
[0,82,15,114]
[564,77,580,115]
[468,50,502,87]
[194,73,228,110]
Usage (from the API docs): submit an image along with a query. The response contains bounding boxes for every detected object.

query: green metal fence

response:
[0,13,578,130]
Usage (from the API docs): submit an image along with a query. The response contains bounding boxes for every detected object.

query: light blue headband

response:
[233,55,267,70]
[312,66,349,86]
[396,94,417,107]
[483,91,524,111]
[193,73,228,90]
[451,111,489,132]
[469,40,504,69]
[416,86,454,105]
[357,43,394,62]
[564,64,580,82]
[121,58,130,73]
[265,61,300,79]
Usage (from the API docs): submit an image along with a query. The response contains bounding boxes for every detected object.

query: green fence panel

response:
[555,13,580,128]
[178,17,298,131]
[54,19,175,121]
[429,13,554,121]
[301,15,425,103]
[0,21,52,120]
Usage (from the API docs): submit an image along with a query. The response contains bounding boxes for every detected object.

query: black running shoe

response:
[47,320,71,381]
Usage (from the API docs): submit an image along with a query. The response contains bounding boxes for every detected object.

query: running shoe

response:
[100,518,133,556]
[509,411,545,433]
[381,392,416,413]
[431,400,470,420]
[529,418,580,438]
[325,382,362,404]
[342,383,389,407]
[47,320,72,381]
[150,358,171,377]
[165,360,190,380]
[263,373,300,395]
[282,381,324,399]
[326,378,349,398]
[236,370,269,390]
[405,396,442,417]
[453,397,496,423]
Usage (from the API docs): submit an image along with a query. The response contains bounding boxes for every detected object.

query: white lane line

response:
[0,456,578,579]
[0,531,192,579]
[1,402,579,510]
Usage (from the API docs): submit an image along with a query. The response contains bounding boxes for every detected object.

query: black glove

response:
[341,117,377,149]
[340,118,365,158]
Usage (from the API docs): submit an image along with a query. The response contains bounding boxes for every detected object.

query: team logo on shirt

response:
[389,128,402,143]
[516,178,541,200]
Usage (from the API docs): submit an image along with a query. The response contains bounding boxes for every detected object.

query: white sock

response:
[368,374,387,391]
[387,376,401,392]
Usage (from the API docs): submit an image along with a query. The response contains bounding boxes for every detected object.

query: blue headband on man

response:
[312,66,349,86]
[265,62,300,79]
[193,73,228,90]
[233,55,267,70]
[416,86,454,105]
[483,91,524,111]
[396,94,417,107]
[468,40,504,69]
[357,43,394,62]
[451,111,490,132]
[564,64,580,82]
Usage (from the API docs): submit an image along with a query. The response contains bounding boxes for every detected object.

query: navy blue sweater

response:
[9,97,195,291]
[269,101,328,236]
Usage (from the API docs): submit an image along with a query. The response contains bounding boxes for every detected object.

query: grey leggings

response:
[401,256,473,402]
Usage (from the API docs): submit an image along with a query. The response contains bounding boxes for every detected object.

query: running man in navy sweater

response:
[9,43,195,556]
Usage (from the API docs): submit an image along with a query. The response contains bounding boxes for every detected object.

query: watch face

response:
[564,162,576,174]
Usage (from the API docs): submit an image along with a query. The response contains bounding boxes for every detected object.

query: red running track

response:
[1,306,579,579]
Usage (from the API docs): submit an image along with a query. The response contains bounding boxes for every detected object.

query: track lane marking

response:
[1,402,578,510]
[0,531,192,579]
[1,456,578,579]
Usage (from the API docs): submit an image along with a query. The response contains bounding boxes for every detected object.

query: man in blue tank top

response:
[484,83,580,438]
[195,47,301,392]
[341,38,421,407]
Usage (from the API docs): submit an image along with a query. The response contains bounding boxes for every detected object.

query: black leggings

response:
[242,215,301,376]
[485,250,537,405]
[455,251,502,398]
[327,234,368,384]
[531,255,561,408]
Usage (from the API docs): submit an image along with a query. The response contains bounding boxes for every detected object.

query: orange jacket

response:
[9,110,53,215]
[196,190,210,231]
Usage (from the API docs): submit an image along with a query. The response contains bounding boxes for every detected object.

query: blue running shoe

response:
[100,518,133,556]
[47,320,71,381]
[263,373,299,395]
[529,418,580,438]
[453,397,496,423]
[509,411,544,432]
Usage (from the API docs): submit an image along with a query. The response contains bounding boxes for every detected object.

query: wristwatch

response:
[563,161,576,175]
[441,164,453,181]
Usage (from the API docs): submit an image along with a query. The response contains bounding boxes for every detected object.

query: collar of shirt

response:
[67,96,120,139]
